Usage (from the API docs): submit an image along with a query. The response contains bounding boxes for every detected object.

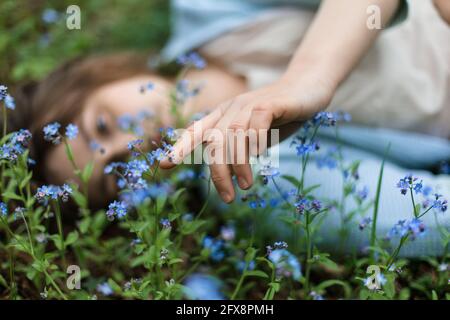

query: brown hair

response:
[8,52,157,183]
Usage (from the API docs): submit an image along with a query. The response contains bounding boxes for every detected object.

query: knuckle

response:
[228,122,246,131]
[210,172,227,184]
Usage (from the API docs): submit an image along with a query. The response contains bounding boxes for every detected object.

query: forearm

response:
[283,0,400,92]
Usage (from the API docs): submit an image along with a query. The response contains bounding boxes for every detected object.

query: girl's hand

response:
[160,0,401,203]
[160,74,335,203]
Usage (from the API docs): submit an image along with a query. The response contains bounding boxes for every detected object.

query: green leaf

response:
[65,230,79,246]
[170,188,186,206]
[245,247,257,262]
[181,220,206,235]
[71,187,87,208]
[2,191,22,201]
[78,216,91,234]
[19,171,33,190]
[244,270,268,279]
[281,175,300,189]
[316,279,352,299]
[81,161,94,183]
[431,290,438,300]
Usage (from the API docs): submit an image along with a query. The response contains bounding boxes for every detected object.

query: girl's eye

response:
[96,115,109,134]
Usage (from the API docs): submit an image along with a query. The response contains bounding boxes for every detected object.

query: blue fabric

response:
[162,0,409,61]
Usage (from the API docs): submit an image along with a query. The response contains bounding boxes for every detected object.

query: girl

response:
[3,0,449,256]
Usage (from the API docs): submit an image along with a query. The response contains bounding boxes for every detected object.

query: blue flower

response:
[358,217,372,231]
[139,82,154,93]
[117,114,145,136]
[65,124,78,140]
[124,159,149,178]
[127,139,144,151]
[96,282,113,296]
[268,249,302,281]
[183,274,224,300]
[89,140,104,153]
[396,174,420,195]
[259,163,280,184]
[220,225,235,241]
[104,162,125,175]
[0,85,7,101]
[43,122,61,144]
[106,201,128,220]
[236,260,256,273]
[41,8,59,24]
[315,148,338,170]
[388,219,425,240]
[35,184,71,205]
[148,148,166,164]
[295,141,319,156]
[432,194,448,213]
[310,291,325,300]
[160,218,171,229]
[356,186,369,202]
[202,236,225,262]
[0,202,7,217]
[177,52,206,69]
[160,127,176,140]
[312,112,338,127]
[4,94,15,110]
[0,129,32,162]
[249,198,266,209]
[176,169,196,180]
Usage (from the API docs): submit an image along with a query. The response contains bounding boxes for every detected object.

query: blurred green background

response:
[0,0,170,85]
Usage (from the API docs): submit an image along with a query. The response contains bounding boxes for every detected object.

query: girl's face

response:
[43,75,173,206]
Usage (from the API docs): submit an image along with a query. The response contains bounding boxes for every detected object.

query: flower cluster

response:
[176,52,206,70]
[294,196,322,215]
[43,122,78,144]
[35,184,73,205]
[358,217,372,231]
[0,129,32,162]
[183,274,224,300]
[139,82,154,94]
[106,200,128,221]
[0,202,7,217]
[266,241,288,255]
[202,236,225,262]
[117,111,153,136]
[160,218,171,229]
[268,249,302,281]
[0,84,15,110]
[259,163,280,185]
[396,174,422,195]
[387,218,426,240]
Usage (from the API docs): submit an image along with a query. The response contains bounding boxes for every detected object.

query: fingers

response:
[248,105,273,156]
[159,106,223,169]
[205,103,239,203]
[228,109,253,190]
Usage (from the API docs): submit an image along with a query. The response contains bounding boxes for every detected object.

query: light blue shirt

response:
[162,0,409,61]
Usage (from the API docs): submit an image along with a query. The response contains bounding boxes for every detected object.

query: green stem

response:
[386,234,409,269]
[53,201,66,267]
[410,188,418,218]
[370,144,390,263]
[2,105,6,137]
[304,212,312,294]
[19,211,34,256]
[1,216,67,300]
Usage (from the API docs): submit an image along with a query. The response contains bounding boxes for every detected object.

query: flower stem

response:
[304,212,312,295]
[53,201,66,267]
[370,144,390,263]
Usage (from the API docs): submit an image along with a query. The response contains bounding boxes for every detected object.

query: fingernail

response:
[238,177,249,189]
[220,192,232,203]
